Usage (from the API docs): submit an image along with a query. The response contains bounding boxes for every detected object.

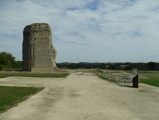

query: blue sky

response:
[0,0,159,63]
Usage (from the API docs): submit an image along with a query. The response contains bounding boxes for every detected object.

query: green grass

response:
[97,74,116,83]
[98,72,159,87]
[98,74,108,80]
[0,72,68,78]
[139,72,159,87]
[0,86,43,113]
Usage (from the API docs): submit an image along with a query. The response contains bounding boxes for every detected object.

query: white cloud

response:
[0,0,159,62]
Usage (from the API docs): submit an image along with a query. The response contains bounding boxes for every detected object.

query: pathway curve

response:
[0,73,159,120]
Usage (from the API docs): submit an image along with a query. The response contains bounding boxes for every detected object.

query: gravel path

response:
[0,73,159,120]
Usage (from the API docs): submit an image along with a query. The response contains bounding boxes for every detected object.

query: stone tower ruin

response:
[22,23,57,72]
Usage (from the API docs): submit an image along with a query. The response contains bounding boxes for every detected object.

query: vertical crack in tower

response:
[22,23,57,72]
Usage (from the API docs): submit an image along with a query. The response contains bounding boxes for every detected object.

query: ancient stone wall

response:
[22,23,57,72]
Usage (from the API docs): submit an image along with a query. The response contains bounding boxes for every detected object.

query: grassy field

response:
[0,72,66,114]
[0,72,68,78]
[97,71,159,87]
[139,72,159,87]
[0,86,43,113]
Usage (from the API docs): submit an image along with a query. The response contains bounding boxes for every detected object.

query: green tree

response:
[0,52,15,66]
[148,62,156,71]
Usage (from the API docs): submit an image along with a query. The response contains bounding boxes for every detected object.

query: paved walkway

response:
[0,73,159,120]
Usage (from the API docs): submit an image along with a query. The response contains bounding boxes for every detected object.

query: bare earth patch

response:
[0,73,159,120]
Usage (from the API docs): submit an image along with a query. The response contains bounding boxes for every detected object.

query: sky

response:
[0,0,159,63]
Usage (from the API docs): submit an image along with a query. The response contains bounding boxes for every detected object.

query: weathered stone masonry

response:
[22,23,57,72]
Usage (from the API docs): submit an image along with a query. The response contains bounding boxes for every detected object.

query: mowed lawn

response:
[0,86,43,113]
[0,72,68,78]
[140,72,159,87]
[0,72,68,114]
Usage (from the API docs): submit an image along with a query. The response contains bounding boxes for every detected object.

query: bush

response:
[0,52,15,66]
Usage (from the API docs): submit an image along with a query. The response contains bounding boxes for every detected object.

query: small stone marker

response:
[132,68,138,88]
[132,75,138,88]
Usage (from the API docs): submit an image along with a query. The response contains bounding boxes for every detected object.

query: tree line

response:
[0,52,159,71]
[57,62,159,71]
[0,52,22,70]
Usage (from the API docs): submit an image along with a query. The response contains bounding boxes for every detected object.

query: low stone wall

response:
[98,69,134,83]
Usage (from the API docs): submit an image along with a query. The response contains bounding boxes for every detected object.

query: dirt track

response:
[0,73,159,120]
